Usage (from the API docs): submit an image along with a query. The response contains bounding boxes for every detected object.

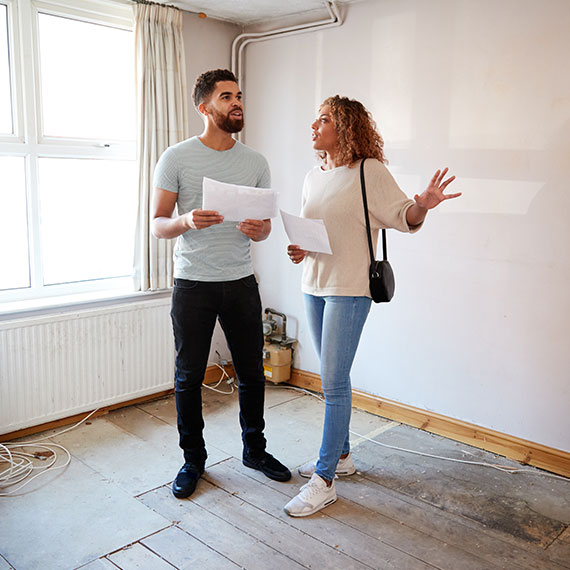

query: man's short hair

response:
[192,69,238,107]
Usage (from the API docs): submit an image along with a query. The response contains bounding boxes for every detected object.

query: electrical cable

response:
[0,408,99,496]
[266,384,570,482]
[202,361,235,395]
[2,359,234,495]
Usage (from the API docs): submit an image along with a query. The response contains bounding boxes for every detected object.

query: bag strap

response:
[359,158,388,262]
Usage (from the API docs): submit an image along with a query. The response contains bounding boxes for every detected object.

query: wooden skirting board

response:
[288,368,570,479]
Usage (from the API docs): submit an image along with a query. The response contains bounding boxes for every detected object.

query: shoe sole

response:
[299,466,356,478]
[284,495,337,517]
[242,458,292,482]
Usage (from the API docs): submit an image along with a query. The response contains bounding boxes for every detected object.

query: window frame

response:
[0,0,137,307]
[0,0,23,143]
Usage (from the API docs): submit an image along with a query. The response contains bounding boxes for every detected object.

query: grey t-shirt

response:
[153,136,271,281]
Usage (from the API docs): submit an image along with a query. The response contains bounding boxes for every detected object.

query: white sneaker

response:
[283,473,337,517]
[298,452,356,478]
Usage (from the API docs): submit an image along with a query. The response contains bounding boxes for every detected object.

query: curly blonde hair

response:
[318,95,387,167]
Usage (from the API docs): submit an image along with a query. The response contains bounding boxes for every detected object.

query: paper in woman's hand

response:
[202,177,278,221]
[279,210,332,254]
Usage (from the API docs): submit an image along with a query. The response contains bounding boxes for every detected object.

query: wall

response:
[244,0,570,452]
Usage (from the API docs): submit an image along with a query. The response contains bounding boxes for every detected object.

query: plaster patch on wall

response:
[369,11,416,146]
[435,177,543,215]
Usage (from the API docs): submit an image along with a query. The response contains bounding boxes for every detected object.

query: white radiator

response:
[0,298,174,435]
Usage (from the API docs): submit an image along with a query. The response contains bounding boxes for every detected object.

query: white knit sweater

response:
[301,158,422,298]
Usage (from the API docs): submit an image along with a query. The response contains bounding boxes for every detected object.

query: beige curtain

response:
[133,3,189,291]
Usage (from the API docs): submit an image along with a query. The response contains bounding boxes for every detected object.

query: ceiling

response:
[155,0,360,26]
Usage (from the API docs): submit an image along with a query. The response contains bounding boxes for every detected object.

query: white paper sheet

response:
[279,209,332,255]
[202,177,278,221]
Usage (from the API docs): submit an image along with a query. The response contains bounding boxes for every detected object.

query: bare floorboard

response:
[354,430,569,554]
[353,438,570,570]
[341,475,568,570]
[141,526,241,569]
[107,542,176,570]
[141,478,372,569]
[203,458,445,570]
[184,478,371,570]
[139,484,307,570]
[2,391,568,570]
[225,457,569,570]
[546,527,570,568]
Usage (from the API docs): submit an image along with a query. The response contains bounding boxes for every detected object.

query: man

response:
[152,69,291,499]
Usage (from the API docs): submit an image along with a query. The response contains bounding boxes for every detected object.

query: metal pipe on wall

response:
[231,1,343,109]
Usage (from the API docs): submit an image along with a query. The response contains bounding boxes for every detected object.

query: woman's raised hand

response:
[287,244,307,264]
[414,168,461,210]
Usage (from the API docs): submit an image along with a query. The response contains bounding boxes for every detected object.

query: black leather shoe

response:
[243,451,291,482]
[172,463,204,498]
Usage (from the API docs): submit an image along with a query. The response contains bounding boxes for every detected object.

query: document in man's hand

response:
[279,210,332,255]
[202,177,278,221]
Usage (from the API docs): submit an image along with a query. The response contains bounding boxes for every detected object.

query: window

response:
[0,156,28,290]
[0,0,136,306]
[38,11,135,141]
[0,3,12,134]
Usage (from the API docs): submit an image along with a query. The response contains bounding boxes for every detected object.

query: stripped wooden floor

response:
[1,385,569,570]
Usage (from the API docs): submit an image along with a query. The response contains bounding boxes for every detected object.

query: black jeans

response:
[170,274,267,466]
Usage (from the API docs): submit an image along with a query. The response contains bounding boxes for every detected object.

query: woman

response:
[284,95,460,517]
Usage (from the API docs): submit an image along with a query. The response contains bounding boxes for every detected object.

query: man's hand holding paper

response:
[185,209,224,230]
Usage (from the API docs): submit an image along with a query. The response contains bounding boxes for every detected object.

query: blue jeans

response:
[171,275,267,466]
[304,294,372,481]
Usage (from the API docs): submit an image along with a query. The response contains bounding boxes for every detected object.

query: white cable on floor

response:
[202,361,235,395]
[2,361,233,496]
[267,384,570,482]
[0,408,99,496]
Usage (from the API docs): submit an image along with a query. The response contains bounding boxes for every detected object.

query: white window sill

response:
[0,288,172,322]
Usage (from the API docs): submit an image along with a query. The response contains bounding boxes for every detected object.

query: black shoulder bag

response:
[359,158,395,303]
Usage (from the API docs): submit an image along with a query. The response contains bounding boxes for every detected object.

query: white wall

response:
[244,0,570,452]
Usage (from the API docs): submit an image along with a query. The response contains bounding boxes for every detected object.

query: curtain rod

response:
[129,0,207,17]
[130,0,179,10]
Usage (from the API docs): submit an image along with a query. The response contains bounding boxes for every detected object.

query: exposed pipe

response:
[264,307,288,341]
[231,1,343,95]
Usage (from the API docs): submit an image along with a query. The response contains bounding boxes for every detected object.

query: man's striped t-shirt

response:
[153,136,271,282]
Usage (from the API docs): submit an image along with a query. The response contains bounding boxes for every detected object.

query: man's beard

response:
[212,108,244,133]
